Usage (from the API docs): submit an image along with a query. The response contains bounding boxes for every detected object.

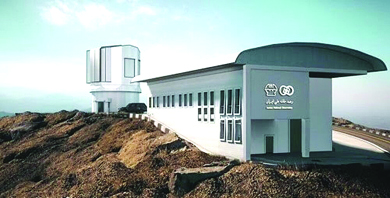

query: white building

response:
[86,45,141,113]
[134,42,387,161]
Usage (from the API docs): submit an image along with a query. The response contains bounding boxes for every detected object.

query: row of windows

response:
[220,119,242,143]
[198,107,215,122]
[220,89,241,115]
[149,93,193,108]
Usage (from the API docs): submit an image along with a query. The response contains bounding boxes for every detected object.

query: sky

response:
[0,0,389,129]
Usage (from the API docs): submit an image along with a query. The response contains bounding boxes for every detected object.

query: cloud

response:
[76,3,115,29]
[40,3,70,25]
[133,6,157,16]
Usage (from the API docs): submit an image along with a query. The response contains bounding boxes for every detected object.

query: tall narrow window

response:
[184,94,187,107]
[227,120,233,142]
[172,95,175,107]
[124,58,135,78]
[234,89,241,115]
[149,97,152,108]
[167,96,170,107]
[204,92,208,106]
[220,120,225,141]
[189,93,193,106]
[220,90,225,114]
[227,89,233,115]
[153,97,156,108]
[163,96,166,107]
[204,108,208,121]
[198,108,202,121]
[210,91,214,106]
[179,94,182,107]
[198,92,202,106]
[235,120,242,143]
[210,108,215,122]
[157,97,159,108]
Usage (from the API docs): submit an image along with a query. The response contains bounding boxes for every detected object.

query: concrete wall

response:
[309,78,332,151]
[147,68,244,160]
[251,119,289,154]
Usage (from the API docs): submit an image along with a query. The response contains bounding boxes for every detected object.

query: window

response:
[227,120,233,142]
[220,120,225,141]
[234,89,241,115]
[163,96,166,107]
[198,108,202,121]
[189,93,193,106]
[198,92,202,106]
[157,97,159,108]
[184,94,187,107]
[172,95,175,107]
[149,97,152,108]
[179,94,182,107]
[153,97,155,108]
[124,58,135,78]
[167,96,170,107]
[204,92,208,106]
[204,108,208,121]
[235,120,242,143]
[227,89,233,115]
[210,91,214,106]
[210,108,215,122]
[220,90,225,114]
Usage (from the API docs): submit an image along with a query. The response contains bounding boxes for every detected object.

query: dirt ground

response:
[0,111,389,197]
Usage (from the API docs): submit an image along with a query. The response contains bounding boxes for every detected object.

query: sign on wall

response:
[264,84,294,110]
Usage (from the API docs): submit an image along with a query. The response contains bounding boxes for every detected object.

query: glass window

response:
[220,90,225,114]
[124,58,135,78]
[235,89,241,114]
[153,97,155,108]
[220,120,225,140]
[204,92,208,106]
[227,89,233,114]
[227,120,233,142]
[210,91,214,106]
[204,108,208,121]
[163,96,166,107]
[235,120,242,143]
[184,94,187,107]
[210,108,214,122]
[189,93,193,106]
[179,94,182,107]
[149,97,152,108]
[172,95,175,107]
[198,92,201,106]
[157,97,159,108]
[198,108,202,121]
[167,96,170,107]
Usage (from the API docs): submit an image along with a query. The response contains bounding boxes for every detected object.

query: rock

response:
[168,160,240,196]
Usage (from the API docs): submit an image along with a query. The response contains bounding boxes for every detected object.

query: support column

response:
[302,119,310,157]
[104,101,109,114]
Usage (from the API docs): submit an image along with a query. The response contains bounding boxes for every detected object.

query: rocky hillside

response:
[0,111,389,197]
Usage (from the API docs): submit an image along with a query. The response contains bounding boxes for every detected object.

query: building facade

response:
[134,42,387,161]
[86,45,141,113]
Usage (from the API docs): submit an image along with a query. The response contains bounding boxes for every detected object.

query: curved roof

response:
[235,42,387,74]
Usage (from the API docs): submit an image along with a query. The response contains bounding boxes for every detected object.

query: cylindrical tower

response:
[86,45,141,113]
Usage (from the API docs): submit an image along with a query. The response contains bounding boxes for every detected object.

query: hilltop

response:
[0,111,389,197]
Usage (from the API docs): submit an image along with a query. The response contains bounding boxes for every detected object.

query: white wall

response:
[92,91,140,113]
[147,68,244,160]
[251,119,289,154]
[309,78,332,151]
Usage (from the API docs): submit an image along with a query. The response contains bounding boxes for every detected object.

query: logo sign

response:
[279,85,294,96]
[264,84,278,96]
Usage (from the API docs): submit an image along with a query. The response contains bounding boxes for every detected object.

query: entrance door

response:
[265,136,274,154]
[98,102,104,113]
[290,119,302,153]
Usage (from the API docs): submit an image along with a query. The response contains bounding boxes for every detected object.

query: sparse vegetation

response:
[0,111,389,197]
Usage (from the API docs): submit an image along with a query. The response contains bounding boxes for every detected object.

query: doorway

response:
[290,119,302,153]
[98,102,104,113]
[265,136,274,153]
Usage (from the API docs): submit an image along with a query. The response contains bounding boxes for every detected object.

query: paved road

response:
[333,126,390,153]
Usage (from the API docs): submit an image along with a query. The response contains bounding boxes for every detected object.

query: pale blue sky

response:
[0,0,389,128]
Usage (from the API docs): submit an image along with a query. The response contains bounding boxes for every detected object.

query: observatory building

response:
[86,45,141,113]
[134,42,387,161]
